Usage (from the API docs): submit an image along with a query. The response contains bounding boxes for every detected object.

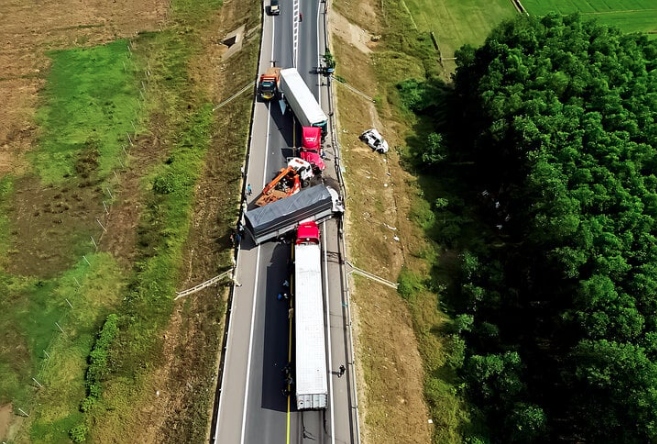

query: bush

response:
[397,267,425,300]
[396,78,444,114]
[153,174,176,194]
[80,313,119,414]
[70,423,89,443]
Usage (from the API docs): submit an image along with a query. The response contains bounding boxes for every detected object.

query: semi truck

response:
[279,68,328,134]
[258,67,281,101]
[244,184,343,245]
[300,126,325,172]
[293,221,328,410]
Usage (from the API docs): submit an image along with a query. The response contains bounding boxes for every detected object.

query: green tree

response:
[448,11,657,443]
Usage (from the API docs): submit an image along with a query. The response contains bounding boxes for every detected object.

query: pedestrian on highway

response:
[246,183,252,196]
[338,364,346,378]
[235,231,242,246]
[283,279,289,288]
[240,166,245,178]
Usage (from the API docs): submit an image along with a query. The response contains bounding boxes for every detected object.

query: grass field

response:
[0,254,125,440]
[0,40,139,443]
[33,41,143,184]
[401,0,516,61]
[523,0,657,34]
[0,0,242,441]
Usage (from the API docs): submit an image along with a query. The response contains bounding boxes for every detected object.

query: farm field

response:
[523,0,657,34]
[0,0,258,441]
[401,0,516,61]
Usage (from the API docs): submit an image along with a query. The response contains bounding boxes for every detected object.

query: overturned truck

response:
[244,184,343,245]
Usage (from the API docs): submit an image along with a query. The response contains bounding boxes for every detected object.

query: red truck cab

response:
[296,221,320,245]
[300,126,326,172]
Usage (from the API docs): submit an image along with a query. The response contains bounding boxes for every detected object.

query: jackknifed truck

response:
[292,221,328,410]
[244,184,343,245]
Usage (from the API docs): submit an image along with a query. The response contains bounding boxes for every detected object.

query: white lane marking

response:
[293,0,299,68]
[239,248,262,444]
[271,7,276,63]
[315,1,322,106]
[322,221,336,444]
[239,14,276,444]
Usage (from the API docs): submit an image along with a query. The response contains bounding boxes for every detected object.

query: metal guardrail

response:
[213,82,256,111]
[210,2,264,441]
[332,76,375,103]
[346,262,399,290]
[174,268,235,300]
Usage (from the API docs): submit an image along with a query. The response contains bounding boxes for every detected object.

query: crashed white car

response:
[359,129,389,154]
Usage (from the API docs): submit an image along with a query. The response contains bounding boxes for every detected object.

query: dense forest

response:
[412,13,657,443]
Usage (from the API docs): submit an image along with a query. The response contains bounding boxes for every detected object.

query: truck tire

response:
[302,179,310,188]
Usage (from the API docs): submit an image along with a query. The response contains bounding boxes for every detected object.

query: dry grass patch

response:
[333,33,433,444]
[331,0,471,441]
[0,0,169,175]
[332,0,383,34]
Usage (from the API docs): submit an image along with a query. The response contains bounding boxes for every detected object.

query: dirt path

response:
[0,404,14,441]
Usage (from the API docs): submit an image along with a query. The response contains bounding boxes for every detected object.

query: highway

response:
[212,0,358,443]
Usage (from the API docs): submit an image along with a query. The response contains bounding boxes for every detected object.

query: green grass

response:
[0,253,125,442]
[523,0,657,34]
[32,40,142,184]
[1,0,250,440]
[74,4,250,439]
[119,106,215,364]
[401,0,516,59]
[0,176,13,267]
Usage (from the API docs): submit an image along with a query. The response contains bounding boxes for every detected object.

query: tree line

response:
[403,13,657,443]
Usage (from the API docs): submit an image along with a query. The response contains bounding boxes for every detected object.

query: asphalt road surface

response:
[212,0,358,442]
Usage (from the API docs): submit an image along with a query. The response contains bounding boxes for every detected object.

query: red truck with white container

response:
[292,221,328,410]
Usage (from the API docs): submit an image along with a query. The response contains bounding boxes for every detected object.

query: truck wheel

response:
[302,179,310,188]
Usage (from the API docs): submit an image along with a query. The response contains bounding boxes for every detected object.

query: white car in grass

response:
[359,128,389,154]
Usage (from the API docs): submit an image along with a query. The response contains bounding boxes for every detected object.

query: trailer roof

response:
[245,185,333,237]
[295,243,328,398]
[280,68,328,126]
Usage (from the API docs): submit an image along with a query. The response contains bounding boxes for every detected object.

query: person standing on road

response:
[338,364,346,378]
[246,183,252,196]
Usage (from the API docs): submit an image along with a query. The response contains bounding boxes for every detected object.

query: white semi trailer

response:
[279,68,328,134]
[293,221,328,410]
